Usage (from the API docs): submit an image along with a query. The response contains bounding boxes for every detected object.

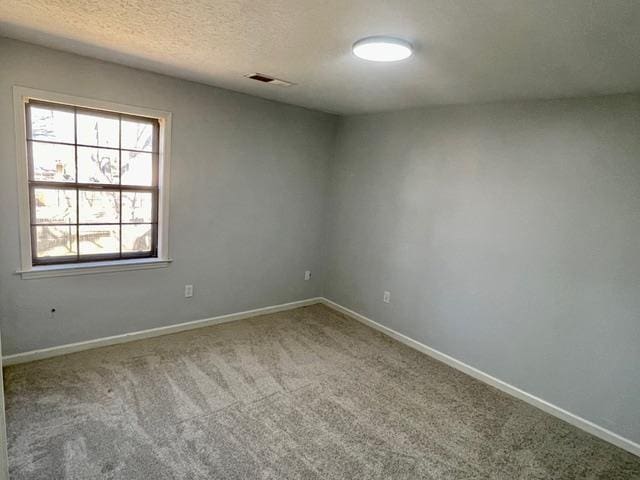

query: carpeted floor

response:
[4,304,640,479]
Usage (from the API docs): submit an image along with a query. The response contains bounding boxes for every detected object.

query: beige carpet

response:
[4,304,640,479]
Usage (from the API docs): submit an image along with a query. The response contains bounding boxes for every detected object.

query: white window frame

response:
[13,86,172,279]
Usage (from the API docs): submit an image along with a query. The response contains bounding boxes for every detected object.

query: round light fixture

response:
[352,36,413,62]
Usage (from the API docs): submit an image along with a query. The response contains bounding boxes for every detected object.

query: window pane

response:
[122,224,153,253]
[79,225,119,256]
[79,190,120,223]
[77,146,119,184]
[77,112,119,148]
[121,151,153,186]
[29,105,75,144]
[31,142,76,182]
[33,188,77,224]
[121,119,154,152]
[34,225,77,259]
[122,191,153,223]
[26,101,161,266]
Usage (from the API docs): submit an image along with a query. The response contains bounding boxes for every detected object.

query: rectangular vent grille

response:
[245,73,294,87]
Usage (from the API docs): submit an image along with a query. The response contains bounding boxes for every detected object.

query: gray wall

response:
[0,38,337,355]
[2,37,639,446]
[324,95,640,444]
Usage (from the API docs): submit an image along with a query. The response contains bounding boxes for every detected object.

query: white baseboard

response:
[3,295,637,457]
[2,297,323,366]
[320,297,640,458]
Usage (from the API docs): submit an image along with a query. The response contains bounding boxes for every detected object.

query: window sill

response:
[16,258,172,279]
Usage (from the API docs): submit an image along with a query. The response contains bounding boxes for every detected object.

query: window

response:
[14,88,171,278]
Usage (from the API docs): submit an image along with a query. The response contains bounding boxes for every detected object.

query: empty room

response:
[0,1,639,479]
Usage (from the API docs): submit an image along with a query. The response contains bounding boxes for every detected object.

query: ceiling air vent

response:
[245,73,295,87]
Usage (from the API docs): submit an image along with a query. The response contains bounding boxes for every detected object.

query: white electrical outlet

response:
[184,285,194,298]
[383,291,391,303]
[304,270,311,281]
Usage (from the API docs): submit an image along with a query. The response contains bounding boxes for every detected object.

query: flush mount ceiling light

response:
[352,36,413,62]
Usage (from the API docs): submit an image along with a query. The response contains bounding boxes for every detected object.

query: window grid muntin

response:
[26,100,160,265]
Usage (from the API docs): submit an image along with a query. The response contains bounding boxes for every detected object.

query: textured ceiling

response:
[1,0,639,114]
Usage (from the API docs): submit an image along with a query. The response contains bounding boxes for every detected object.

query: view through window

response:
[26,100,160,265]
